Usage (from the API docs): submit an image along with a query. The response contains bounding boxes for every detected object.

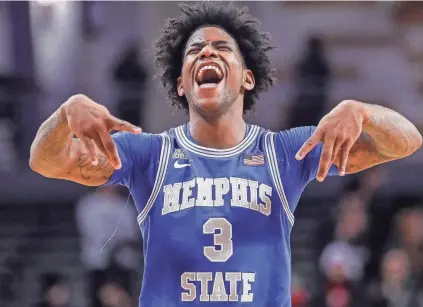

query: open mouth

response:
[195,64,224,87]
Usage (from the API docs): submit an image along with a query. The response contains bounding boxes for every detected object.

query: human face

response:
[46,283,70,306]
[177,26,255,117]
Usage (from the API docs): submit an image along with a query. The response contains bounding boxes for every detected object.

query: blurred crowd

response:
[287,35,423,306]
[34,186,141,307]
[292,169,423,307]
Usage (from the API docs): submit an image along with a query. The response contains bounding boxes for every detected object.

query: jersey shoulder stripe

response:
[137,133,172,225]
[264,131,294,226]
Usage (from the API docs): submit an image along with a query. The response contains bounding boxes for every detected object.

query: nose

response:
[198,44,218,59]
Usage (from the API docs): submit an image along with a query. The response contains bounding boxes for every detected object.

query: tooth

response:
[196,64,224,83]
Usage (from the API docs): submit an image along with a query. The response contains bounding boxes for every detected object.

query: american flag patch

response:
[243,153,265,166]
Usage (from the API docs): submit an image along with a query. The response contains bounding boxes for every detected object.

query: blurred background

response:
[0,1,423,307]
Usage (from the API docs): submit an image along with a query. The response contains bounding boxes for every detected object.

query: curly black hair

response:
[155,2,275,113]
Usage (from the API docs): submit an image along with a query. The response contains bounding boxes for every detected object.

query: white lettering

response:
[181,272,196,301]
[230,177,249,208]
[161,177,272,216]
[197,272,213,301]
[180,272,254,303]
[162,183,182,215]
[248,180,259,212]
[196,178,213,207]
[241,273,255,302]
[213,178,229,207]
[226,272,241,301]
[180,179,196,210]
[210,272,228,302]
[259,184,272,216]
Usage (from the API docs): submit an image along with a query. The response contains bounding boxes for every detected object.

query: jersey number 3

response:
[203,218,233,262]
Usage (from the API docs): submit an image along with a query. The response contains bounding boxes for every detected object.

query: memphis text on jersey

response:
[162,176,273,302]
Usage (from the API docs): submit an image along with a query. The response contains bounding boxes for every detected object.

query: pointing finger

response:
[317,134,335,182]
[90,132,112,164]
[80,135,98,166]
[296,129,323,160]
[331,138,343,165]
[339,139,354,176]
[97,128,121,169]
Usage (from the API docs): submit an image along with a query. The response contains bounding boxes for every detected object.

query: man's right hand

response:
[62,94,141,169]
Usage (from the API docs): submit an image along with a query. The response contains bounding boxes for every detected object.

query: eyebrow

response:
[186,40,231,50]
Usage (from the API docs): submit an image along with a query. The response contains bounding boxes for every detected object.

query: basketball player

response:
[29,3,422,307]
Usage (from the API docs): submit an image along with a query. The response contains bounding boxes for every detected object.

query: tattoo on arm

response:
[30,108,116,185]
[344,132,388,173]
[364,110,414,158]
[71,153,115,181]
[343,104,422,174]
[30,108,73,176]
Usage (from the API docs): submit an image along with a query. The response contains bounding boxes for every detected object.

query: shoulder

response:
[265,126,316,158]
[257,126,316,143]
[112,131,163,148]
[113,131,163,154]
[275,126,316,144]
[108,131,167,176]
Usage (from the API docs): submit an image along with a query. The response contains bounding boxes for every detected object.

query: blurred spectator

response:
[313,188,372,306]
[98,278,134,307]
[112,43,148,127]
[289,35,331,127]
[34,273,70,307]
[109,239,142,298]
[334,192,369,249]
[318,168,390,283]
[390,207,423,280]
[75,186,139,307]
[356,168,392,282]
[369,249,423,307]
[313,241,368,307]
[316,191,370,264]
[291,273,310,307]
[320,241,365,284]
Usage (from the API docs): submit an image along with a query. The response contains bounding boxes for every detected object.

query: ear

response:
[242,69,255,91]
[177,76,184,96]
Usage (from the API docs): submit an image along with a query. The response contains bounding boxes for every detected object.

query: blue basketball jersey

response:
[105,123,338,307]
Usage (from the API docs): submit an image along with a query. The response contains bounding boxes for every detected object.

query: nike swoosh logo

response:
[174,160,191,169]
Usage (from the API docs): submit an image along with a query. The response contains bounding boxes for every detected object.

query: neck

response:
[188,101,246,149]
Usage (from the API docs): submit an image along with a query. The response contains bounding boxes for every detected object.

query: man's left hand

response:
[295,100,367,181]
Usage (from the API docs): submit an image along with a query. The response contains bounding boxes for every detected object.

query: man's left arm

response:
[296,100,422,181]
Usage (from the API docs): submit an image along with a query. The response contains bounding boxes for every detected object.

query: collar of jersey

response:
[174,124,259,158]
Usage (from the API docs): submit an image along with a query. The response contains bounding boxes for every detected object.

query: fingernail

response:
[135,127,142,133]
[295,153,302,160]
[91,158,98,166]
[340,170,345,176]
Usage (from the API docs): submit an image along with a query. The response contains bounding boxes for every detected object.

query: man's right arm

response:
[29,106,114,186]
[29,95,141,186]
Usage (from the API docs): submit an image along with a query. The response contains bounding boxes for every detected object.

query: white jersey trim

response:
[174,124,260,158]
[137,133,171,225]
[264,132,294,226]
